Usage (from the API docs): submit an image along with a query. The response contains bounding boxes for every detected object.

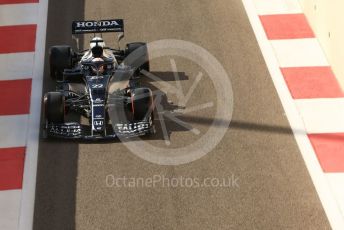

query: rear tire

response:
[49,45,73,80]
[125,42,150,73]
[131,88,153,121]
[44,92,65,123]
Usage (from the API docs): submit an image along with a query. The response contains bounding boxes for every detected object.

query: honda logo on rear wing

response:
[72,19,124,34]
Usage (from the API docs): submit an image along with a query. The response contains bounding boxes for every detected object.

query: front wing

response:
[44,121,154,140]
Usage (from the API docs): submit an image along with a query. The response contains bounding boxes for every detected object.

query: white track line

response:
[271,39,329,67]
[0,53,34,81]
[241,0,344,229]
[0,115,29,148]
[0,190,22,230]
[252,0,302,15]
[327,173,344,217]
[296,98,344,134]
[0,3,38,26]
[18,0,49,229]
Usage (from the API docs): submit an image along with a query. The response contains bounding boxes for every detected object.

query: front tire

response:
[44,92,65,123]
[131,88,153,121]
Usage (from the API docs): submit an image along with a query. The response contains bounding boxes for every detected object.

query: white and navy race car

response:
[43,19,155,140]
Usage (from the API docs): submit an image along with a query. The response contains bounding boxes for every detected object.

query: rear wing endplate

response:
[72,19,124,34]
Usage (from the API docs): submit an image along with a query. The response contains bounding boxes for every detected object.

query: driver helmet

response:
[90,37,105,48]
[90,37,105,58]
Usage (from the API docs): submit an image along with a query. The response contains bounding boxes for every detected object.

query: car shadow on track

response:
[141,71,301,141]
[140,71,201,141]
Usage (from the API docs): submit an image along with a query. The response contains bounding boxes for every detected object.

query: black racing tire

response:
[131,88,153,121]
[125,42,150,73]
[49,45,73,80]
[44,92,65,123]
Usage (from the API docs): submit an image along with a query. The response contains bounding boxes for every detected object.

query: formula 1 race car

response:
[42,19,155,140]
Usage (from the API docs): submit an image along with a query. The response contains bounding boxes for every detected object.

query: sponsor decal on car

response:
[72,19,124,34]
[93,120,104,126]
[49,124,82,136]
[75,20,120,28]
[115,122,150,133]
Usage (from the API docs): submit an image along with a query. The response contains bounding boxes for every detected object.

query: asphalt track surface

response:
[34,0,331,229]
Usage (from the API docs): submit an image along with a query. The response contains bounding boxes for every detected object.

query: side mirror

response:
[117,33,124,49]
[118,33,124,42]
[72,35,80,51]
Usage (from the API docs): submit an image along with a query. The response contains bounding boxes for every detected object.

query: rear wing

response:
[72,19,124,34]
